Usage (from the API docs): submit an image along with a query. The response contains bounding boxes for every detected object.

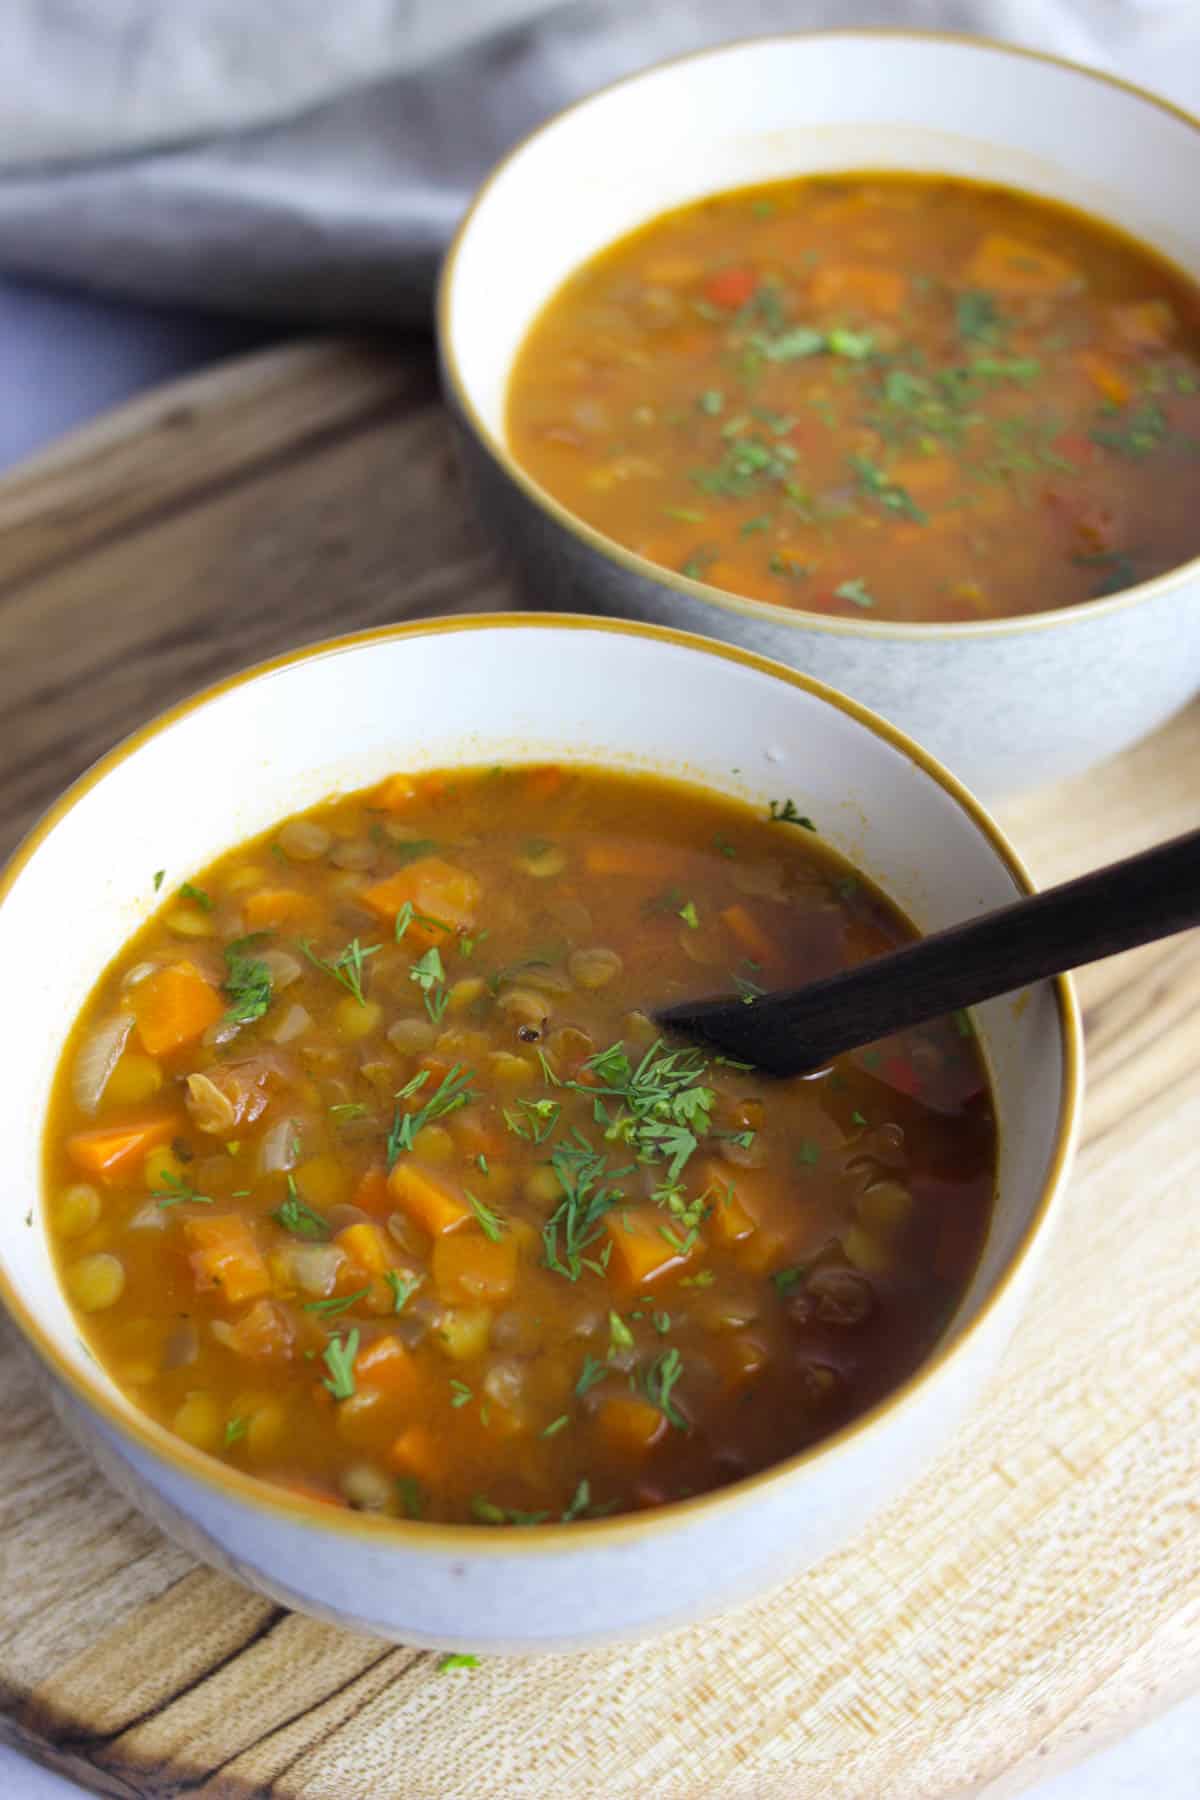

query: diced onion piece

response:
[568,947,623,989]
[260,948,304,991]
[71,1014,134,1116]
[128,1201,169,1231]
[286,1243,345,1297]
[258,1115,305,1175]
[185,1072,239,1135]
[270,1003,312,1045]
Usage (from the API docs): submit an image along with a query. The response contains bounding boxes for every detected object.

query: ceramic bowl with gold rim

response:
[0,617,1080,1651]
[439,29,1200,800]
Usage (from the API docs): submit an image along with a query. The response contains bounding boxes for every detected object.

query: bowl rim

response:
[0,612,1083,1553]
[437,26,1200,643]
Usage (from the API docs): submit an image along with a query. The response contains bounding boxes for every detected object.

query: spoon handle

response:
[657,826,1200,1076]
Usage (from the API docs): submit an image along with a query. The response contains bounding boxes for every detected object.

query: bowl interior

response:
[445,32,1200,440]
[0,620,1071,1452]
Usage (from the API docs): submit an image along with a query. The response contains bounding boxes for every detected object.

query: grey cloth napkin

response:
[0,0,1193,324]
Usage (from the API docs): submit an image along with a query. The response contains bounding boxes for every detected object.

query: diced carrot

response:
[66,1111,180,1184]
[432,1232,517,1304]
[704,265,757,309]
[718,903,777,965]
[388,1162,471,1237]
[372,772,419,811]
[583,841,673,878]
[353,1166,392,1219]
[524,763,565,800]
[808,262,905,316]
[1076,351,1132,408]
[603,1206,695,1287]
[241,887,320,931]
[962,234,1076,296]
[185,1213,271,1304]
[595,1393,667,1457]
[388,1423,442,1483]
[354,1334,418,1400]
[1109,299,1174,350]
[219,1298,295,1362]
[698,1159,763,1239]
[336,1221,392,1276]
[416,1054,452,1088]
[131,963,223,1056]
[360,857,481,946]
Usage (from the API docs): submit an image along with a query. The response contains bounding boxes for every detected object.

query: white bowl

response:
[0,617,1081,1651]
[440,30,1200,799]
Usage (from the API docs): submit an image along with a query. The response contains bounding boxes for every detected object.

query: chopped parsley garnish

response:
[681,548,718,581]
[409,944,449,1021]
[223,1417,247,1447]
[385,1270,424,1313]
[397,1475,424,1518]
[639,1347,687,1430]
[851,1110,868,1127]
[329,1101,370,1123]
[388,838,439,868]
[768,798,816,829]
[541,1415,570,1439]
[470,1496,550,1526]
[608,1310,635,1355]
[678,900,700,930]
[713,834,737,858]
[153,1170,213,1208]
[955,288,1004,344]
[299,935,381,1006]
[386,1062,476,1168]
[322,1329,359,1401]
[178,881,214,911]
[796,1140,821,1167]
[153,869,165,892]
[272,1178,331,1240]
[699,388,724,415]
[850,454,926,524]
[772,1264,809,1295]
[680,1269,715,1288]
[436,1653,479,1672]
[222,935,274,1024]
[393,899,452,943]
[503,1096,561,1145]
[572,1039,716,1187]
[304,1287,370,1317]
[466,1189,506,1242]
[575,1354,608,1397]
[835,577,875,609]
[1090,398,1167,459]
[449,1379,473,1408]
[541,1135,627,1280]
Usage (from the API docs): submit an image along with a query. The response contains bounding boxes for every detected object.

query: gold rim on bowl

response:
[0,613,1084,1552]
[438,27,1200,644]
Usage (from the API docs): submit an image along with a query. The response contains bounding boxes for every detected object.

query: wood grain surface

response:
[0,341,1197,1800]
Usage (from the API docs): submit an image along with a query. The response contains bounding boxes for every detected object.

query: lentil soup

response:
[507,174,1200,623]
[45,764,995,1526]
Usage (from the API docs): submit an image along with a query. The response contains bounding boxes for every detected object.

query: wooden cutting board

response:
[1,341,1198,1800]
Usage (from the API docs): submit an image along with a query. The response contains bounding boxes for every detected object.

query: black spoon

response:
[656,826,1200,1076]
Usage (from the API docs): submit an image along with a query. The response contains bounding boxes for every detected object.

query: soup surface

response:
[507,174,1200,622]
[46,765,995,1526]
